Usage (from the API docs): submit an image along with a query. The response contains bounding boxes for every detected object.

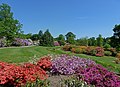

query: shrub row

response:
[63,45,117,57]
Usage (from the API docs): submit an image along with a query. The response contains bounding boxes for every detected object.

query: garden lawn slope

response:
[0,46,60,63]
[0,46,120,73]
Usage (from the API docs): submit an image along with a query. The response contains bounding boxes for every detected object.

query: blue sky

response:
[1,0,120,38]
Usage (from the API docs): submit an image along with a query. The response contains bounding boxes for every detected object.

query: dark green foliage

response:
[65,32,76,44]
[0,3,22,45]
[104,43,111,50]
[110,24,120,50]
[38,30,43,38]
[88,37,97,46]
[104,51,112,56]
[31,34,39,41]
[56,34,65,46]
[40,29,54,47]
[25,33,32,39]
[76,37,88,46]
[96,34,103,47]
[38,30,43,45]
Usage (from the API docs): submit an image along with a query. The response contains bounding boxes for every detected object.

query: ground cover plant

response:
[50,55,96,75]
[50,55,120,87]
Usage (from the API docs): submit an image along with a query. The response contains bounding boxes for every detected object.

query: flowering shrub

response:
[37,56,52,70]
[71,46,87,54]
[51,55,96,75]
[95,47,104,57]
[115,53,120,64]
[54,41,60,46]
[0,56,52,87]
[0,37,7,47]
[12,38,32,46]
[62,45,74,51]
[77,64,120,87]
[86,46,96,55]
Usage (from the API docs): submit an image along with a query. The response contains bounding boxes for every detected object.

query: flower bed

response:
[50,55,120,87]
[0,56,51,87]
[50,55,96,75]
[77,64,120,87]
[0,55,120,87]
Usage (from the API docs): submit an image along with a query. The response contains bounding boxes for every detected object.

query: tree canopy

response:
[40,29,54,46]
[0,3,22,43]
[65,32,76,44]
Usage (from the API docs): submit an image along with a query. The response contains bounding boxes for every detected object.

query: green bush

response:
[26,79,50,87]
[62,45,75,51]
[104,51,112,56]
[90,49,96,56]
[107,48,117,57]
[104,43,111,50]
[75,48,82,54]
[61,76,94,87]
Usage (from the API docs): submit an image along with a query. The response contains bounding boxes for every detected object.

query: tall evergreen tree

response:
[38,30,43,45]
[96,34,103,47]
[41,29,54,46]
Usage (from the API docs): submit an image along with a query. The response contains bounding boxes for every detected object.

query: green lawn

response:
[0,46,120,73]
[0,46,58,63]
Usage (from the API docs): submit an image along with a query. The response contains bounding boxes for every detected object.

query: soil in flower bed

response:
[47,73,73,87]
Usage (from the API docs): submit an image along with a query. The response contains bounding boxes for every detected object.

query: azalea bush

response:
[86,46,96,55]
[63,45,118,57]
[37,56,52,70]
[54,41,60,46]
[50,55,96,75]
[95,47,104,57]
[62,45,74,51]
[0,56,52,87]
[77,64,120,87]
[12,38,32,46]
[71,46,87,54]
[0,37,7,47]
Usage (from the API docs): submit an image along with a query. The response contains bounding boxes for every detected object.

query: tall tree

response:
[0,3,22,43]
[30,34,39,41]
[38,30,43,38]
[40,29,54,46]
[110,24,120,49]
[88,37,97,46]
[76,37,88,46]
[38,30,43,45]
[96,34,103,47]
[56,34,65,46]
[65,32,76,44]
